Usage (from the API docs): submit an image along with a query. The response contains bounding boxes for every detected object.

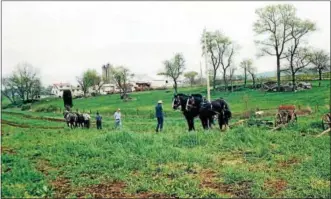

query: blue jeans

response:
[115,120,122,129]
[156,117,163,132]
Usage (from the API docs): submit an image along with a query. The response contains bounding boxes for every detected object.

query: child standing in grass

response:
[96,112,102,130]
[114,108,122,129]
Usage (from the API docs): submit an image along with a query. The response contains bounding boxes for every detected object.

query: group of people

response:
[71,96,226,132]
[95,108,122,130]
[93,101,164,133]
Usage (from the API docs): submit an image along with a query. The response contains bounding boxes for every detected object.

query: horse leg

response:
[192,119,195,131]
[218,115,224,130]
[207,116,212,129]
[188,118,193,131]
[199,116,206,130]
[189,118,195,131]
[224,116,229,130]
[210,116,215,129]
[203,118,208,130]
[186,117,192,131]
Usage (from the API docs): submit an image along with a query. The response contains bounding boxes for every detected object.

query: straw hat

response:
[158,100,163,104]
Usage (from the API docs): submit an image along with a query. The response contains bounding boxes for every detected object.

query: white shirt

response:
[114,112,121,120]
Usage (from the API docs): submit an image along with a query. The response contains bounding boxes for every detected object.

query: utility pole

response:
[203,28,211,102]
[200,61,203,85]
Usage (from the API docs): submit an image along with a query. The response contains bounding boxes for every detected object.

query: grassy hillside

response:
[6,80,330,117]
[1,80,330,198]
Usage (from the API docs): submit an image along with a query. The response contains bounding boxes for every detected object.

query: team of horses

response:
[62,94,231,131]
[172,93,231,131]
[63,110,91,129]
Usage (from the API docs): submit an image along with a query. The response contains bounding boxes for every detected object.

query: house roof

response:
[53,83,71,87]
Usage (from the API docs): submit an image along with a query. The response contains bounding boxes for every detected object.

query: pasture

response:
[1,80,330,198]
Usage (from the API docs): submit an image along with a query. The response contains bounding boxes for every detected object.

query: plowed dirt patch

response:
[277,157,300,168]
[199,169,233,197]
[2,111,64,122]
[51,178,175,198]
[1,119,63,129]
[36,159,58,176]
[264,179,287,196]
[1,146,16,154]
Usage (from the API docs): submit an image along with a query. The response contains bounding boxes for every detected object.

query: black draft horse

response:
[187,97,232,130]
[172,93,201,131]
[186,96,215,130]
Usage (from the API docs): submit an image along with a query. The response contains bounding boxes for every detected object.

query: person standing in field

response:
[114,108,122,129]
[155,100,164,132]
[96,112,102,130]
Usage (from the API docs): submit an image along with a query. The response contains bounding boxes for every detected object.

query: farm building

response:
[51,83,83,98]
[99,83,118,94]
[132,74,185,89]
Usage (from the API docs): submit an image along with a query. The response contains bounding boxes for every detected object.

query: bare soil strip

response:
[2,111,64,122]
[1,119,64,129]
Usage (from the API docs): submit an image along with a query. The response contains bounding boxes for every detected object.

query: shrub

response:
[35,107,46,112]
[35,105,58,112]
[21,104,31,111]
[46,105,58,112]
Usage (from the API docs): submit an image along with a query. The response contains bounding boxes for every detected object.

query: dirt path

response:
[1,119,64,129]
[2,111,64,122]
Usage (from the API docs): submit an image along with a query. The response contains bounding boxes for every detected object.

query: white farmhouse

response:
[51,83,83,98]
[51,83,71,98]
[100,83,117,94]
[132,74,185,89]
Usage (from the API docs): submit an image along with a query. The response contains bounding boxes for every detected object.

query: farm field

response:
[1,80,330,198]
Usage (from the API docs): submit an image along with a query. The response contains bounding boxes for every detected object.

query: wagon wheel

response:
[275,113,282,127]
[281,111,289,124]
[322,113,331,130]
[289,112,297,125]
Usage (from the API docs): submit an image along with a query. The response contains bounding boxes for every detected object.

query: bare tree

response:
[310,49,330,87]
[201,31,235,90]
[94,75,105,94]
[284,17,316,91]
[253,4,297,91]
[240,59,252,87]
[285,47,312,90]
[2,77,17,104]
[3,63,42,103]
[158,53,185,93]
[247,64,257,89]
[201,31,221,90]
[109,66,134,97]
[219,40,236,90]
[228,66,237,92]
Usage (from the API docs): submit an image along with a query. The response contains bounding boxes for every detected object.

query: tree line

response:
[2,3,330,105]
[158,4,330,92]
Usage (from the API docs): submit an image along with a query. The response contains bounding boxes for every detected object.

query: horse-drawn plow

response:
[274,105,297,127]
[240,105,298,130]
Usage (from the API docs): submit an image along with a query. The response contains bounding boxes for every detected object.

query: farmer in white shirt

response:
[114,108,122,129]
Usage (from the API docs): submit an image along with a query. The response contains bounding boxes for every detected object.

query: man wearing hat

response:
[155,100,164,132]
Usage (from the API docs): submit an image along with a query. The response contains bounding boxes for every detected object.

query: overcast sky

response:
[2,1,330,86]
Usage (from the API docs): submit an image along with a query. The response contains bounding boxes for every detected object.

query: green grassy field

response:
[1,80,330,198]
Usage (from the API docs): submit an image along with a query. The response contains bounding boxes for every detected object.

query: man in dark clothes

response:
[155,100,164,132]
[96,112,102,130]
